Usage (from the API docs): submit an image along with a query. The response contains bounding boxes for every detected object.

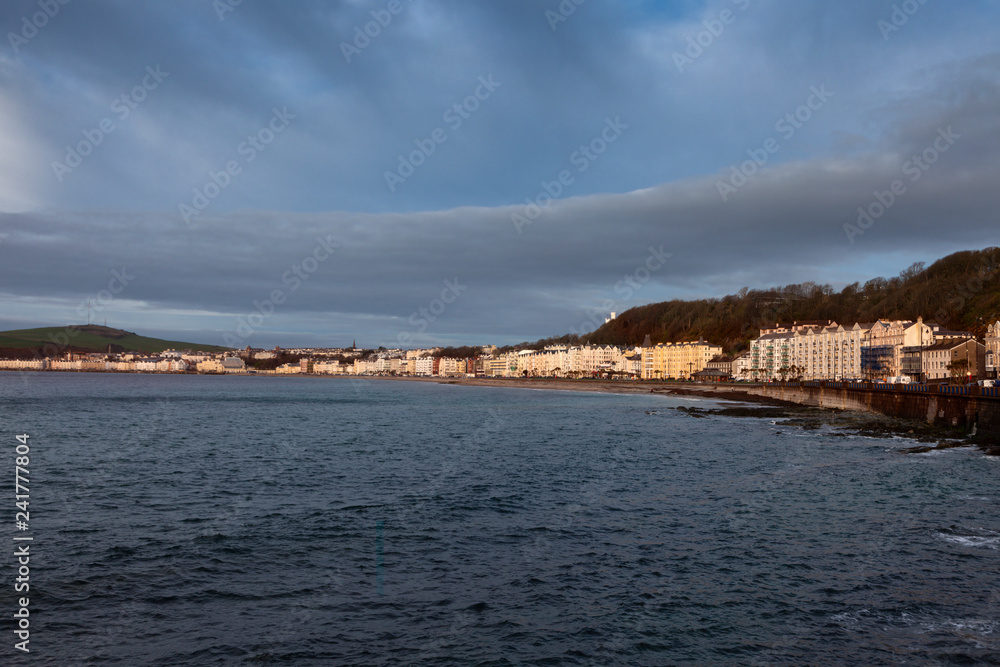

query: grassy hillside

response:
[0,325,230,356]
[544,247,1000,355]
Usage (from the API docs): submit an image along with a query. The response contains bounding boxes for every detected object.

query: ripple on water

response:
[3,373,1000,665]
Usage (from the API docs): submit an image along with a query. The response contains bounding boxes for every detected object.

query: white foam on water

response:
[937,530,1000,550]
[939,534,1000,549]
[922,618,1000,649]
[833,609,999,647]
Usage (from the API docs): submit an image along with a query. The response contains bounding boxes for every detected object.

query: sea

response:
[2,372,999,665]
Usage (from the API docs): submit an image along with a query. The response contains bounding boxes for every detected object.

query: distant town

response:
[2,317,998,385]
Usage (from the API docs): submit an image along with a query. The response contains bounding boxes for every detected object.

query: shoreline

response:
[6,370,996,453]
[367,376,999,454]
[0,369,788,404]
[365,375,797,405]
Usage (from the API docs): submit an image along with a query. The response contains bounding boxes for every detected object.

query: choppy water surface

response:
[2,372,999,665]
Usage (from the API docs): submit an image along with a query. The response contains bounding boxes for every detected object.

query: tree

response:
[500,248,1000,355]
[946,358,970,384]
[900,261,926,282]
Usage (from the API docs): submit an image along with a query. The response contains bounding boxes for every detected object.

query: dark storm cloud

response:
[1,1,998,345]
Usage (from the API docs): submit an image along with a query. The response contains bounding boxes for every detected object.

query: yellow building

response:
[641,337,722,380]
[197,359,222,373]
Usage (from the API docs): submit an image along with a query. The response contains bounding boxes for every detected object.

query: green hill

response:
[0,325,231,356]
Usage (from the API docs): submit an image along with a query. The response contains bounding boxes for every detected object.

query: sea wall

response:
[748,382,1000,434]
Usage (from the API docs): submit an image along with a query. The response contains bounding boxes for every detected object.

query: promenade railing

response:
[763,380,997,398]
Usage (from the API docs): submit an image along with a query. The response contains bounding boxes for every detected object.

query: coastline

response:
[6,370,996,453]
[0,369,790,404]
[366,375,797,405]
[367,376,999,454]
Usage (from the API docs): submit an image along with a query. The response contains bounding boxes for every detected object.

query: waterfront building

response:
[733,352,752,380]
[351,359,378,375]
[615,351,642,378]
[197,359,224,373]
[746,319,968,381]
[749,321,874,381]
[642,340,722,380]
[570,345,619,375]
[862,319,935,379]
[313,360,345,375]
[414,357,434,376]
[134,358,160,372]
[707,355,735,375]
[921,338,987,382]
[483,353,520,378]
[50,360,83,371]
[0,359,48,370]
[484,357,507,377]
[748,331,791,381]
[437,357,465,377]
[796,322,873,380]
[506,345,633,378]
[222,358,247,373]
[986,321,1000,379]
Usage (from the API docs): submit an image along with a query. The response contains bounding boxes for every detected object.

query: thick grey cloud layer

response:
[1,1,998,347]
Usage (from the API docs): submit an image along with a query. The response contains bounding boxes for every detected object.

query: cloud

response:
[1,1,998,346]
[3,57,999,346]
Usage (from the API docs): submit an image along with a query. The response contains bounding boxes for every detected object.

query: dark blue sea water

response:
[2,372,1000,665]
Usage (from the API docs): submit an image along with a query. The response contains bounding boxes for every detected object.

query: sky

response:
[1,0,998,349]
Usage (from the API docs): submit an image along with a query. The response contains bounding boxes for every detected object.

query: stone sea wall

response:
[749,382,1000,434]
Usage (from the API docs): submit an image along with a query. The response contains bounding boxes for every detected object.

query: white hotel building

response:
[986,320,1000,379]
[749,321,873,381]
[748,318,982,381]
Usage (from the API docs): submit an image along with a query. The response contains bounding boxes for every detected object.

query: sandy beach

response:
[366,375,793,405]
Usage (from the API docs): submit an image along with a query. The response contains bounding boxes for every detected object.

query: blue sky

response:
[1,0,998,348]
